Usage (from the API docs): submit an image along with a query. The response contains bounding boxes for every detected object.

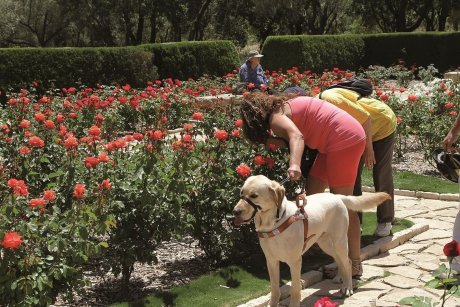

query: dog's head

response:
[233,175,285,226]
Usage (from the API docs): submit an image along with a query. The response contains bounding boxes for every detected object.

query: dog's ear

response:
[270,180,285,208]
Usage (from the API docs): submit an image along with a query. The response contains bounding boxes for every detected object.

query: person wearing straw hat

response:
[237,50,280,95]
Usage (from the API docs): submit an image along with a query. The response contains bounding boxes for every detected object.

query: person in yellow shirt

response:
[319,87,397,237]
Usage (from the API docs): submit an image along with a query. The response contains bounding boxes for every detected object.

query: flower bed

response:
[0,66,459,305]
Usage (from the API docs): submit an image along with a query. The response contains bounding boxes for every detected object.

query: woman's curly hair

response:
[239,92,295,145]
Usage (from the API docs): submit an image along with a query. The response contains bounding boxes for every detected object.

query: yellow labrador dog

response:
[233,175,390,307]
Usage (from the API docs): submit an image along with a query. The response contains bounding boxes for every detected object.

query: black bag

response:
[300,145,318,177]
[432,148,460,183]
[326,78,373,97]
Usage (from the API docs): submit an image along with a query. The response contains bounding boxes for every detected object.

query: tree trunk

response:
[150,10,158,43]
[188,0,213,41]
[136,10,145,45]
[438,0,452,31]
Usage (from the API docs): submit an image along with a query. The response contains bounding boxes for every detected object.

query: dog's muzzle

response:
[233,195,262,226]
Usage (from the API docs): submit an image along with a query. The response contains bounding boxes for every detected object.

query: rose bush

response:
[0,65,459,305]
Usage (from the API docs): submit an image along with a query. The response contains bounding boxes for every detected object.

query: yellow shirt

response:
[320,88,396,141]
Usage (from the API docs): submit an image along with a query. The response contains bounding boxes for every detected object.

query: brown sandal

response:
[351,259,363,278]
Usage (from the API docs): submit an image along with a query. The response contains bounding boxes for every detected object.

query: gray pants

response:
[354,132,395,223]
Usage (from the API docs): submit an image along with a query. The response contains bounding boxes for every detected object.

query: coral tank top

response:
[287,96,365,153]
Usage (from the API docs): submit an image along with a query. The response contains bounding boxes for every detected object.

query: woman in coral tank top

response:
[240,92,366,278]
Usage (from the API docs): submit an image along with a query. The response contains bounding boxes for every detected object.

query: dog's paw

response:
[340,287,353,297]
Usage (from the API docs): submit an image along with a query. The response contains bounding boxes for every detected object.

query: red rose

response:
[234,119,243,128]
[73,183,86,199]
[19,146,31,155]
[232,129,241,138]
[172,140,182,151]
[265,157,275,169]
[85,156,99,169]
[314,296,337,307]
[254,155,265,166]
[192,112,204,121]
[7,178,29,196]
[236,163,252,178]
[408,94,418,102]
[182,134,192,142]
[43,189,56,202]
[29,198,46,209]
[98,179,112,190]
[148,130,164,141]
[34,112,45,122]
[113,139,127,149]
[266,143,279,151]
[88,125,101,136]
[44,120,55,129]
[133,133,144,141]
[29,136,45,148]
[379,94,389,102]
[97,152,109,163]
[443,240,460,257]
[214,130,229,142]
[64,135,78,149]
[19,119,31,129]
[183,123,194,131]
[1,231,23,249]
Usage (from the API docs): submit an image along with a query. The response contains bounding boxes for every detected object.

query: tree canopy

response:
[1,0,459,48]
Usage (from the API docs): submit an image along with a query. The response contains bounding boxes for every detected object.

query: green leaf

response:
[40,156,51,164]
[425,279,443,288]
[99,242,109,248]
[48,170,65,179]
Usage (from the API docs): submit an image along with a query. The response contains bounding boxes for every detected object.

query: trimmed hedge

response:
[0,47,157,89]
[362,32,460,72]
[261,35,365,72]
[261,32,460,73]
[141,41,239,80]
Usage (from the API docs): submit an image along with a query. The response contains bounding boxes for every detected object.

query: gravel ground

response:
[53,139,441,306]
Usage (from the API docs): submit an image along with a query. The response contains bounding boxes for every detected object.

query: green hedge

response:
[141,40,239,80]
[261,32,460,73]
[261,35,365,72]
[362,32,460,72]
[0,47,157,89]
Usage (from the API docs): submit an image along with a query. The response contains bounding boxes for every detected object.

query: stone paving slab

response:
[238,191,460,307]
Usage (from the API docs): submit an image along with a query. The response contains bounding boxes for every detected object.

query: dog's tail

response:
[339,192,391,212]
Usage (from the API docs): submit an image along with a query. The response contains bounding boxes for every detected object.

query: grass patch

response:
[113,212,413,307]
[362,169,459,194]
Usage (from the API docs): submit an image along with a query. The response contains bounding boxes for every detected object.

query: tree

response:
[353,0,433,32]
[10,0,76,47]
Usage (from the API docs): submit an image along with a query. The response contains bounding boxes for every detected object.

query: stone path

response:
[239,190,460,307]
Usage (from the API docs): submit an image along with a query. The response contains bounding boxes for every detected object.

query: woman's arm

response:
[443,113,460,151]
[362,117,376,168]
[269,110,304,180]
